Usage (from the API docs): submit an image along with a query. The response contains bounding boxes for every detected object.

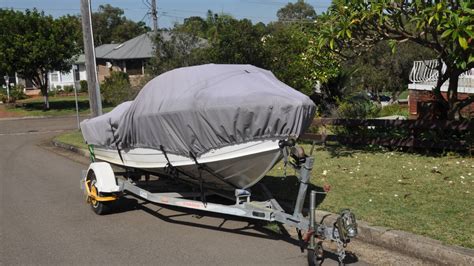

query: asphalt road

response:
[1,116,366,265]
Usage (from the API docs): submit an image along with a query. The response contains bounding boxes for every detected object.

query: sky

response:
[0,0,332,28]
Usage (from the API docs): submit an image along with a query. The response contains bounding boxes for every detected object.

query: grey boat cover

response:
[80,64,316,157]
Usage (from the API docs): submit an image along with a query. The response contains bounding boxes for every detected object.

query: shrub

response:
[80,80,88,93]
[1,85,27,103]
[0,91,6,103]
[48,89,57,97]
[101,71,135,106]
[336,95,380,119]
[63,85,74,93]
[10,85,27,100]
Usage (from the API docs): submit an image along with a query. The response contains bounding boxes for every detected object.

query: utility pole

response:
[151,0,158,33]
[80,0,103,117]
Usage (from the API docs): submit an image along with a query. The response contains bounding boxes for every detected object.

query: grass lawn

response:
[378,104,409,117]
[54,130,87,149]
[54,131,473,248]
[398,90,409,99]
[4,95,114,117]
[265,144,473,248]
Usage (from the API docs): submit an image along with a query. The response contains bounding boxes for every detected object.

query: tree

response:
[205,14,267,66]
[175,10,319,95]
[259,1,319,96]
[92,4,150,46]
[313,0,474,119]
[177,12,267,67]
[262,23,314,95]
[175,16,209,38]
[0,9,80,109]
[277,0,317,22]
[346,41,435,101]
[147,30,209,75]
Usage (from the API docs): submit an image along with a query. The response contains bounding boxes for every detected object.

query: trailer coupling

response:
[306,194,358,265]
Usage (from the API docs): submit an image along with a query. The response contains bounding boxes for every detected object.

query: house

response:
[95,31,206,86]
[1,55,87,96]
[4,31,203,95]
[48,54,87,91]
[408,59,474,118]
[95,32,164,86]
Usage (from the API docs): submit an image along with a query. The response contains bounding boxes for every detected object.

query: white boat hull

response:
[93,140,282,191]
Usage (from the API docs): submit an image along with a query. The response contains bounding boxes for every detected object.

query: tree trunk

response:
[44,91,50,110]
[446,73,459,120]
[42,74,50,110]
[430,59,449,119]
[390,90,402,104]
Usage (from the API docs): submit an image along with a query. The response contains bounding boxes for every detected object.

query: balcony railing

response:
[409,59,473,84]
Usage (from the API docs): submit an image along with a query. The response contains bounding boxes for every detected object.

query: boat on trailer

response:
[80,64,357,265]
[92,139,282,191]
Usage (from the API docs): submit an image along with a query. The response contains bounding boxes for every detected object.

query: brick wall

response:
[97,63,110,83]
[409,90,474,118]
[96,62,123,84]
[96,59,145,86]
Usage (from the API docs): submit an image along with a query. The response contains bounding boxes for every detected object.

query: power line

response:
[240,0,330,8]
[142,0,151,9]
[158,9,316,23]
[240,0,293,6]
[1,6,149,11]
[2,4,323,25]
[139,12,150,24]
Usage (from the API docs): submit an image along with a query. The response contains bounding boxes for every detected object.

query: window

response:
[51,72,59,82]
[126,60,143,76]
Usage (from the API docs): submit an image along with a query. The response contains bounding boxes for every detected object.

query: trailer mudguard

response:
[87,162,120,193]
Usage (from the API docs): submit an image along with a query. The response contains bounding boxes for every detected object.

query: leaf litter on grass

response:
[264,144,474,248]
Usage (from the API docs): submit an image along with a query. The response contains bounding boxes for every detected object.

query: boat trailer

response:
[82,142,358,265]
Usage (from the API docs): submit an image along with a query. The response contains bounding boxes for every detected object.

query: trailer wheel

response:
[86,171,112,215]
[307,242,324,266]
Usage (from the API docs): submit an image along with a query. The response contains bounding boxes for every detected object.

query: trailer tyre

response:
[87,171,112,215]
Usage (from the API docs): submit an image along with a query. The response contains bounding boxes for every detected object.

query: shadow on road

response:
[17,99,90,112]
[105,193,358,265]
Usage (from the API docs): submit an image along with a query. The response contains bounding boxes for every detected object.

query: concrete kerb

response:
[52,138,474,265]
[51,139,89,157]
[0,115,48,121]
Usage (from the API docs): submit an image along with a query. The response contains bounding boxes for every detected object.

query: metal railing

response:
[409,59,473,83]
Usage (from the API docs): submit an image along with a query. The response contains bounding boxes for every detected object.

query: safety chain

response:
[335,238,346,264]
